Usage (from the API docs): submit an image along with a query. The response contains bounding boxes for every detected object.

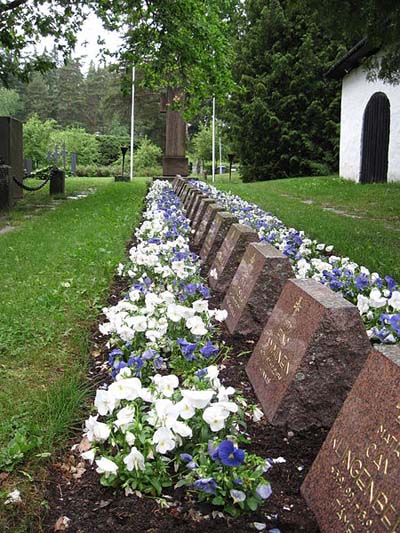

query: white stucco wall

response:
[339,64,400,182]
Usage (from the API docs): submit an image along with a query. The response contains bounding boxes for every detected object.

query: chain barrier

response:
[12,167,56,192]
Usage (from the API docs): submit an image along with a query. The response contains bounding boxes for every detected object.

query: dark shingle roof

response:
[325,38,380,79]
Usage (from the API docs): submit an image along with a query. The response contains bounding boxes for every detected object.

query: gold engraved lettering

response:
[292,296,303,315]
[396,403,400,425]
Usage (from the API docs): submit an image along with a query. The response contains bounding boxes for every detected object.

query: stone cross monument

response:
[161,88,188,177]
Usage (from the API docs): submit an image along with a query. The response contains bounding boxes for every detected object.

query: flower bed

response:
[81,180,271,519]
[190,181,400,344]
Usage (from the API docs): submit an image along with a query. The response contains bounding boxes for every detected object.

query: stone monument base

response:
[163,156,188,177]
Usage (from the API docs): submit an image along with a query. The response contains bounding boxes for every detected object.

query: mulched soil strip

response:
[43,207,323,533]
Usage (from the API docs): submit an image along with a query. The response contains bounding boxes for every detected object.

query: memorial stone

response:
[301,344,400,533]
[209,223,259,294]
[0,117,23,201]
[191,198,215,233]
[193,203,224,249]
[186,189,201,216]
[188,192,208,221]
[71,152,77,176]
[183,186,195,208]
[200,212,238,272]
[223,242,293,338]
[246,278,372,431]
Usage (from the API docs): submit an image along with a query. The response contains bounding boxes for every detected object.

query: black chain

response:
[12,167,56,192]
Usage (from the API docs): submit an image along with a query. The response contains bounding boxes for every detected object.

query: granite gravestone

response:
[183,186,196,209]
[209,223,259,294]
[191,198,215,233]
[246,278,372,431]
[193,203,224,249]
[0,117,24,201]
[71,152,77,176]
[162,88,188,177]
[188,193,208,222]
[223,242,293,338]
[186,189,202,218]
[199,212,238,272]
[301,344,400,533]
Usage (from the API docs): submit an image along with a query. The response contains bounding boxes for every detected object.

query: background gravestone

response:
[209,223,259,294]
[188,193,208,222]
[24,158,33,175]
[223,242,293,338]
[191,198,214,233]
[0,117,24,202]
[71,152,77,176]
[162,88,188,177]
[193,203,223,248]
[301,344,400,533]
[246,278,372,431]
[199,211,238,272]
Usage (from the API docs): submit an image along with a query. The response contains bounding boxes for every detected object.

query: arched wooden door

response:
[360,92,390,183]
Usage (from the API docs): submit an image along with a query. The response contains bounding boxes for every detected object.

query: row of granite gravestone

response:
[173,176,400,533]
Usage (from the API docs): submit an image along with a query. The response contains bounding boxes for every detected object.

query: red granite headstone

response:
[199,212,238,273]
[193,203,223,248]
[191,198,215,233]
[246,278,372,431]
[222,242,294,338]
[187,190,203,219]
[301,344,400,533]
[188,193,208,222]
[209,223,259,294]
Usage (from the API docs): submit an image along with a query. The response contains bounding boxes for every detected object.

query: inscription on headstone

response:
[301,345,400,533]
[223,242,293,338]
[200,212,238,272]
[246,278,372,431]
[186,190,202,218]
[193,203,224,249]
[209,223,259,294]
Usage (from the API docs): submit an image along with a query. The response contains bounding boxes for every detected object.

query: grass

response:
[207,173,400,281]
[0,177,148,530]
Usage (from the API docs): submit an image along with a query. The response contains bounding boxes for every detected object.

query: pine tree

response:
[228,0,348,181]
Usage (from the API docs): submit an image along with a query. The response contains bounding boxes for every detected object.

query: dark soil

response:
[42,238,324,533]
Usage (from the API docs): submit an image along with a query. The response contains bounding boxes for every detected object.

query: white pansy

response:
[230,489,246,503]
[108,377,142,401]
[123,447,146,471]
[95,389,117,416]
[214,309,228,322]
[125,431,136,446]
[166,303,182,322]
[202,404,229,432]
[252,407,264,422]
[181,389,215,409]
[95,457,118,477]
[114,406,135,431]
[153,427,176,454]
[153,374,179,397]
[389,291,400,310]
[192,299,209,313]
[84,416,111,442]
[357,294,370,315]
[369,288,387,309]
[186,315,207,335]
[175,398,196,419]
[81,449,96,464]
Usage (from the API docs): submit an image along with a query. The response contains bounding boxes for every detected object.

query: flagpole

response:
[212,96,216,183]
[130,66,135,181]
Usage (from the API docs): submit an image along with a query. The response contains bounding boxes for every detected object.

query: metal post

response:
[130,66,135,181]
[212,96,216,183]
[219,130,223,174]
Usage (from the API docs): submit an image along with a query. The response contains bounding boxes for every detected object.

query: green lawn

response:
[210,174,400,281]
[0,177,148,528]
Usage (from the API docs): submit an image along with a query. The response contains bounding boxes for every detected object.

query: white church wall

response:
[339,64,400,182]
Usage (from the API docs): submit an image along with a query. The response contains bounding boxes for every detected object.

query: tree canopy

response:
[303,0,400,82]
[0,1,86,82]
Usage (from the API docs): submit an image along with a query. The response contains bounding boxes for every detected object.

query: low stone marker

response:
[222,242,293,338]
[199,212,238,272]
[246,278,372,431]
[193,203,224,249]
[209,223,259,294]
[186,190,203,219]
[191,197,217,235]
[188,193,208,222]
[301,344,400,533]
[183,187,196,209]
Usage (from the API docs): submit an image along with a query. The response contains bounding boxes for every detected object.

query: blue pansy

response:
[216,440,245,467]
[194,477,218,494]
[256,483,272,500]
[200,340,219,358]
